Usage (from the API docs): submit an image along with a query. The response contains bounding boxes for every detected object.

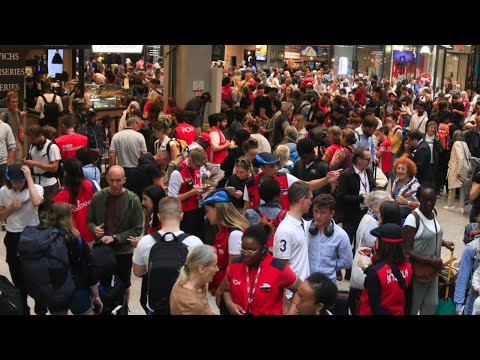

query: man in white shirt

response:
[24,124,61,220]
[109,117,147,197]
[409,101,429,133]
[34,83,63,128]
[133,196,203,314]
[273,181,313,300]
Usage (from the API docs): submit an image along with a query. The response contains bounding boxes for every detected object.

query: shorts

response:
[115,254,133,288]
[49,288,93,315]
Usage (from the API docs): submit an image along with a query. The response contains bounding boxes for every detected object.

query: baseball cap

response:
[255,152,279,165]
[6,164,25,182]
[389,92,398,98]
[198,132,211,144]
[200,190,230,206]
[370,223,403,243]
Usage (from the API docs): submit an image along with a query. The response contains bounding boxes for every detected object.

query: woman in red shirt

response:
[223,223,301,315]
[53,157,98,245]
[322,126,342,165]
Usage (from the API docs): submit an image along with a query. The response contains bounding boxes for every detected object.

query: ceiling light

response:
[420,46,431,55]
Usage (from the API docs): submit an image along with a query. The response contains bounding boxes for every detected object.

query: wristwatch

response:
[112,234,118,242]
[408,200,411,206]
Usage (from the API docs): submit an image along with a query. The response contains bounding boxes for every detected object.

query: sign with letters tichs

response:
[0,48,26,109]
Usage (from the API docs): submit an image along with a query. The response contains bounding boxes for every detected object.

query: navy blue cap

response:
[6,164,25,182]
[370,223,403,243]
[200,190,230,206]
[255,152,279,165]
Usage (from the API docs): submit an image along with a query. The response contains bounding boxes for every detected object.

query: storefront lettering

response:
[0,48,26,107]
[0,52,20,60]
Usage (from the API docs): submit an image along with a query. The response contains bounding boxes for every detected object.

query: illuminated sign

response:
[92,45,143,53]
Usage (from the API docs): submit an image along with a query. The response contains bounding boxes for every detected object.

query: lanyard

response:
[360,172,368,192]
[245,264,262,314]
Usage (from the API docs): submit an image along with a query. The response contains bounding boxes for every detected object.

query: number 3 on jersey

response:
[279,240,287,252]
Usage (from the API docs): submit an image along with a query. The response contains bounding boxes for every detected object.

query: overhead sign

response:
[92,45,143,53]
[418,73,432,87]
[0,48,26,109]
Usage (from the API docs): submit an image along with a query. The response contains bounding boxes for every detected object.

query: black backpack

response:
[17,226,75,308]
[147,232,189,315]
[0,275,23,315]
[40,94,60,127]
[90,244,127,315]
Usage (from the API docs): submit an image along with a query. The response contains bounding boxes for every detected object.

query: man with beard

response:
[207,113,231,166]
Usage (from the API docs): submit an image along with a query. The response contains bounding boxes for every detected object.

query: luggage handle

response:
[444,245,455,300]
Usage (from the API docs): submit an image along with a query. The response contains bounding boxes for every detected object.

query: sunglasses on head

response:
[235,158,250,167]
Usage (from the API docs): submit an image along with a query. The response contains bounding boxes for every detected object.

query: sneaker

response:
[443,206,455,211]
[454,208,465,214]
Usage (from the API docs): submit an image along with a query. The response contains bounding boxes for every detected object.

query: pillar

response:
[163,45,221,129]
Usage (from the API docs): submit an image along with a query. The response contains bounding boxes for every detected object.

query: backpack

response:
[253,208,287,249]
[309,125,329,148]
[90,244,127,315]
[167,137,188,154]
[438,123,453,151]
[40,94,60,126]
[165,147,190,187]
[147,231,189,315]
[28,140,63,180]
[464,223,480,245]
[289,146,299,163]
[0,275,23,315]
[17,226,75,307]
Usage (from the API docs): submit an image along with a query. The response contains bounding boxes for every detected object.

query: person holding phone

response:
[167,148,210,240]
[0,164,45,314]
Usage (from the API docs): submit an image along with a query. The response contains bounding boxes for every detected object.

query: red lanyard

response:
[360,172,368,192]
[245,264,262,314]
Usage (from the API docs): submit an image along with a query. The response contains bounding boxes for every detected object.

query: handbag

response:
[412,212,440,282]
[350,250,367,289]
[459,142,472,184]
[373,164,388,189]
[413,261,440,282]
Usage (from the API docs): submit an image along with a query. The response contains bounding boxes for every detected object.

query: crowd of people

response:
[1,56,480,316]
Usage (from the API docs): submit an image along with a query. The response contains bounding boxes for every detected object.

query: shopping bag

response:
[435,247,456,315]
[373,165,388,189]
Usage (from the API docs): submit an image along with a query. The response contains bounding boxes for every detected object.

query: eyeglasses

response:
[240,248,261,256]
[362,157,372,161]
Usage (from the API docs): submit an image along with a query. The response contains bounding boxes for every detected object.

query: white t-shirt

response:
[251,133,271,154]
[132,229,203,312]
[34,93,64,119]
[154,135,172,155]
[228,230,243,256]
[243,173,299,203]
[29,139,62,187]
[0,185,44,232]
[133,230,203,268]
[403,208,440,240]
[273,212,310,298]
[410,112,429,133]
